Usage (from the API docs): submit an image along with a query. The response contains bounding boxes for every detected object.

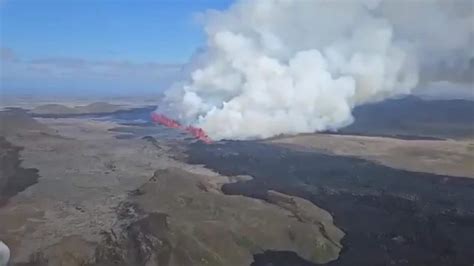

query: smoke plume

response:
[162,0,473,140]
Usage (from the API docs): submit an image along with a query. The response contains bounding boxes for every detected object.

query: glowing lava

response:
[150,112,212,144]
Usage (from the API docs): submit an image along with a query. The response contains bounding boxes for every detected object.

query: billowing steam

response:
[162,0,473,140]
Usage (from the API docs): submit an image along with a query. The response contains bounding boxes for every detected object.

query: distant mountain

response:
[0,109,51,136]
[337,96,474,139]
[31,102,124,116]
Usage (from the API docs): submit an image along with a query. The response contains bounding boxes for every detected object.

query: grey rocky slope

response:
[0,113,343,266]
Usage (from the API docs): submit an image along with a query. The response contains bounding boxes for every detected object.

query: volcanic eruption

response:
[157,0,473,141]
[151,112,212,143]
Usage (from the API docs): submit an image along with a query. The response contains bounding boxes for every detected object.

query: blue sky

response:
[0,0,234,96]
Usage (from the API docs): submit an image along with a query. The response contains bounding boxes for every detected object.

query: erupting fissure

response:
[150,112,212,144]
[160,0,473,141]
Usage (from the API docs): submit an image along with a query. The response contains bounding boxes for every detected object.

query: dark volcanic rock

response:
[337,96,474,139]
[185,141,474,266]
[252,250,316,266]
[0,137,39,206]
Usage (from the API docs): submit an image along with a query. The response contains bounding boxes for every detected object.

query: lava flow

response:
[150,112,212,144]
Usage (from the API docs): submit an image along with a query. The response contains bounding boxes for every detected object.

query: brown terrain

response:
[1,99,473,266]
[268,133,474,178]
[0,107,343,266]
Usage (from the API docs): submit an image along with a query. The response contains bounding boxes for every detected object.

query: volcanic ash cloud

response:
[163,0,473,140]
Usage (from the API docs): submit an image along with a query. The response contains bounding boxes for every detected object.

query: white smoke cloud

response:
[162,0,473,140]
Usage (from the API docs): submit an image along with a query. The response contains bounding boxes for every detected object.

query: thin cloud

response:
[30,57,88,69]
[1,48,184,94]
[28,57,182,74]
[0,47,19,62]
